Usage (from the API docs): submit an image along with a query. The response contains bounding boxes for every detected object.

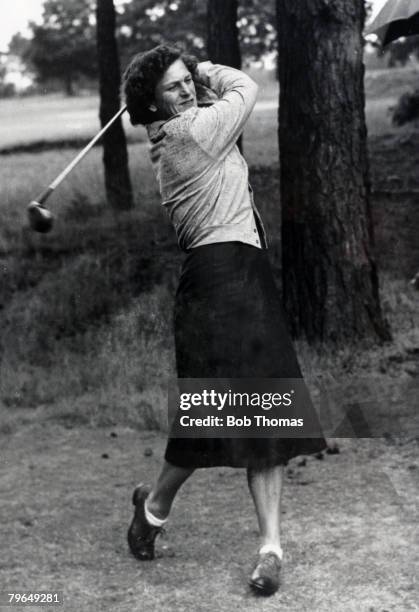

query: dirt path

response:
[1,425,418,612]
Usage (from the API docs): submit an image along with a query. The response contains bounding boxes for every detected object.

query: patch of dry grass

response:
[1,283,175,430]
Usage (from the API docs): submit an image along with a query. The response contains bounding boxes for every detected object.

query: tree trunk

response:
[207,0,243,151]
[64,73,75,96]
[276,0,391,343]
[96,0,133,210]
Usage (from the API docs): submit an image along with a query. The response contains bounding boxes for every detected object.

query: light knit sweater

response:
[146,62,268,252]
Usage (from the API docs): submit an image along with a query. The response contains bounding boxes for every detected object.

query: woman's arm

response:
[190,62,259,159]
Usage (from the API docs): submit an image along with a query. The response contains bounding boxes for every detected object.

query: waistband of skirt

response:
[179,241,270,288]
[184,240,265,258]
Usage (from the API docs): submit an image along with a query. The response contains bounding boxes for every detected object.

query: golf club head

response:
[27,201,54,233]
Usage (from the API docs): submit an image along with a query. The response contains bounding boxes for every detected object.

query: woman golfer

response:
[123,44,325,596]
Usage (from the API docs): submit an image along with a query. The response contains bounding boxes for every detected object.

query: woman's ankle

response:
[145,492,170,522]
[259,543,283,560]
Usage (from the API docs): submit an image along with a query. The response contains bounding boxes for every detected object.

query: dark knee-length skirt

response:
[165,242,326,468]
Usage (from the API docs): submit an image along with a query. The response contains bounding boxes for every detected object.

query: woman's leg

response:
[128,460,193,561]
[247,464,284,554]
[146,460,194,520]
[247,464,284,595]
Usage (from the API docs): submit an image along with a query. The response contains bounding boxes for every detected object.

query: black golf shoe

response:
[249,552,282,596]
[127,484,163,561]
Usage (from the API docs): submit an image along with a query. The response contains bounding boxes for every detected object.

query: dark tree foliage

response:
[238,0,276,64]
[384,35,419,66]
[116,0,276,69]
[392,88,419,125]
[24,0,97,95]
[15,0,278,90]
[277,0,391,343]
[8,33,31,58]
[116,0,207,67]
[0,63,15,98]
[96,0,133,210]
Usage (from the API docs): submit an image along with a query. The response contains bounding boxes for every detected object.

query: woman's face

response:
[150,58,197,119]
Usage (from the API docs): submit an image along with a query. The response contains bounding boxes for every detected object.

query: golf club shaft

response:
[33,105,127,206]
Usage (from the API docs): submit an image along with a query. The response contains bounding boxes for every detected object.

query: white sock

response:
[259,544,283,560]
[144,496,168,527]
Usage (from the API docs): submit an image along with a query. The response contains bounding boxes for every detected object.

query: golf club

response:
[27,105,127,233]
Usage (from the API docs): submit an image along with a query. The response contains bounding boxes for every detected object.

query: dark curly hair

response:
[122,44,198,126]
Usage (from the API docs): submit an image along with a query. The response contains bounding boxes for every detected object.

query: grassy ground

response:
[0,66,418,610]
[0,94,146,151]
[1,429,418,612]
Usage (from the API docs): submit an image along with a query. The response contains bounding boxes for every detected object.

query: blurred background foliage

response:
[3,0,417,95]
[3,0,277,96]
